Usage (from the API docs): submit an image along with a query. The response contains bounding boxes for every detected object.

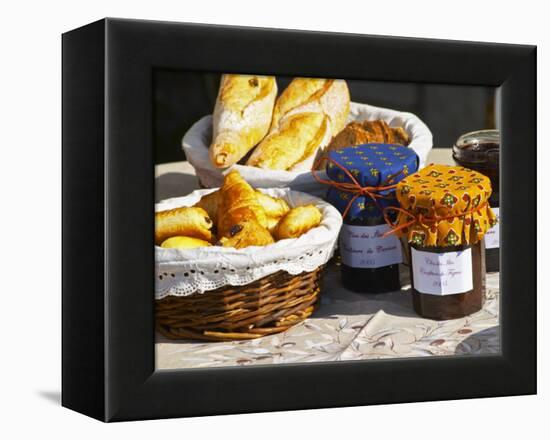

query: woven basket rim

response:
[156,266,325,341]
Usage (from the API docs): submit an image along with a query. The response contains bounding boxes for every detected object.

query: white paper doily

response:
[182,101,433,196]
[155,188,342,299]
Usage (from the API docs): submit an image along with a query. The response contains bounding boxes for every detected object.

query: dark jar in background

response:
[410,241,486,320]
[453,130,500,272]
[339,214,402,293]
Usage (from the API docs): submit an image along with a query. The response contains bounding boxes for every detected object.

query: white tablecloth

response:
[154,149,499,370]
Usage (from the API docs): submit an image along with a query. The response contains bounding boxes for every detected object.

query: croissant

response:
[255,191,290,219]
[217,219,274,249]
[155,206,213,245]
[274,205,322,240]
[246,112,330,170]
[210,74,277,168]
[193,191,219,224]
[217,170,271,244]
[194,189,290,226]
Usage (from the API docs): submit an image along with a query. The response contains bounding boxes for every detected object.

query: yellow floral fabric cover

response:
[394,164,497,246]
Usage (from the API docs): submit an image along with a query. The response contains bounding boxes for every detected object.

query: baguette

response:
[246,112,331,170]
[271,78,350,136]
[210,74,277,168]
[246,78,349,170]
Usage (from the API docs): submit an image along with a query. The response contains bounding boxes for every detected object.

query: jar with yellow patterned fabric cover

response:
[391,164,497,320]
[324,143,419,293]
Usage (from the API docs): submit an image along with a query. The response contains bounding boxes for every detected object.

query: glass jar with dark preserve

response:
[393,164,497,320]
[453,130,500,272]
[410,241,486,320]
[323,143,419,294]
[339,213,401,293]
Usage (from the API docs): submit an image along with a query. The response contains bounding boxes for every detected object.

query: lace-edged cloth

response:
[155,188,342,298]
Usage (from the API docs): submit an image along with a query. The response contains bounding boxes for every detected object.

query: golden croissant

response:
[216,170,274,248]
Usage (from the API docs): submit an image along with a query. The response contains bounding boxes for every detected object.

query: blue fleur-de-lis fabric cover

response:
[325,143,419,219]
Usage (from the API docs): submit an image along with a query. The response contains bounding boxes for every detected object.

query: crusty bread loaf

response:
[246,78,349,170]
[246,112,331,170]
[271,78,350,136]
[210,74,277,168]
[327,119,410,152]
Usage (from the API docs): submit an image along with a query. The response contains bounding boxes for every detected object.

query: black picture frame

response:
[62,18,536,422]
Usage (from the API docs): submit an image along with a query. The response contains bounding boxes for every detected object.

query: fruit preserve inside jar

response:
[453,129,500,272]
[409,241,486,320]
[339,213,402,293]
[323,143,419,294]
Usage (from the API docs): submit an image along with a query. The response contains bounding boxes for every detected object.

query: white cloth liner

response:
[155,188,343,299]
[182,102,433,196]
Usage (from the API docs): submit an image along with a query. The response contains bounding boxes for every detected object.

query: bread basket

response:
[182,102,433,196]
[155,188,342,341]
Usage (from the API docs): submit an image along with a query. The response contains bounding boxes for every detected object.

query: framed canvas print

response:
[62,18,536,422]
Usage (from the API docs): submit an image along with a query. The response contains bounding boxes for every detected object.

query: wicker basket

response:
[182,102,433,195]
[156,267,324,341]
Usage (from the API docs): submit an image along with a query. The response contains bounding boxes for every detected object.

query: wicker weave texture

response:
[156,268,323,341]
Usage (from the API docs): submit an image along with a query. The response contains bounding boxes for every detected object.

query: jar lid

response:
[393,164,497,246]
[325,143,418,219]
[452,129,500,166]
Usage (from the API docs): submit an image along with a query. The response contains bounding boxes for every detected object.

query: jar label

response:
[485,207,500,249]
[411,247,473,295]
[340,224,403,268]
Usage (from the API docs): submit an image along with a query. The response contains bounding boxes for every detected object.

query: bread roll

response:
[155,207,213,245]
[246,112,331,170]
[160,236,212,249]
[274,205,322,240]
[210,74,277,168]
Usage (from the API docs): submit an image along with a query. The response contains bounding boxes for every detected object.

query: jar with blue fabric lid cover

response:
[322,143,419,293]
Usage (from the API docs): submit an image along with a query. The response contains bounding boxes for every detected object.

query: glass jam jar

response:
[453,130,500,272]
[394,164,497,320]
[323,143,419,294]
[410,241,486,320]
[339,213,402,293]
